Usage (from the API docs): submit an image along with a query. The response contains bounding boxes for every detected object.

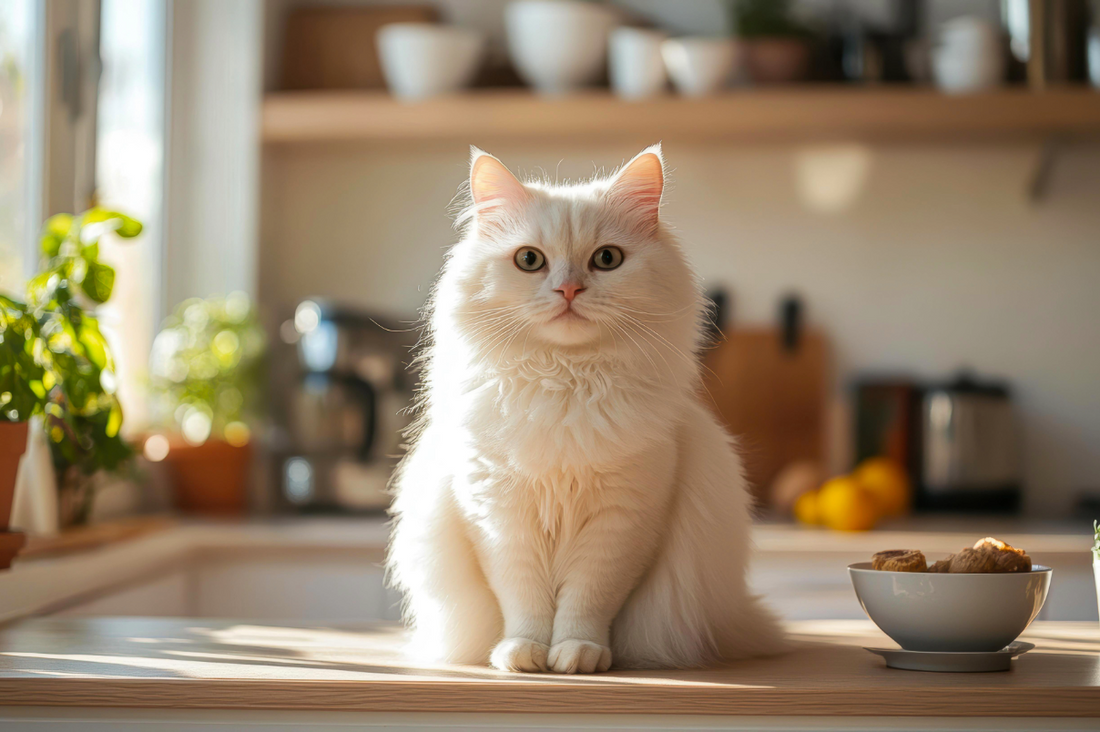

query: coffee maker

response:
[278,300,414,511]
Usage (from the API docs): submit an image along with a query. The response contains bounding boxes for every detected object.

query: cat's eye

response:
[591,246,624,271]
[514,247,546,272]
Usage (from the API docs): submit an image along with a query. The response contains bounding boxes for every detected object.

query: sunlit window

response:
[0,0,37,291]
[94,0,167,432]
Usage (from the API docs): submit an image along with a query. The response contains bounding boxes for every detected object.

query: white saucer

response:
[865,641,1035,672]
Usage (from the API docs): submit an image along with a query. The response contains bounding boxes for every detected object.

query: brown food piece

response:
[931,537,1033,574]
[972,537,1032,572]
[872,549,928,572]
[928,556,953,573]
[945,547,1001,573]
[872,537,1032,574]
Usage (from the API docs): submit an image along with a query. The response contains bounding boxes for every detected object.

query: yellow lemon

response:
[818,476,878,532]
[854,457,911,517]
[793,490,821,526]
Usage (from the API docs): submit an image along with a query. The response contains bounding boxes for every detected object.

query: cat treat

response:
[871,549,928,572]
[874,537,1032,574]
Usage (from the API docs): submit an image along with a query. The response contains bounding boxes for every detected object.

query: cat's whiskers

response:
[621,313,722,385]
[619,319,676,381]
[494,321,531,366]
[605,319,660,376]
[620,314,720,406]
[462,309,526,340]
[620,315,694,366]
[464,318,519,341]
[480,321,522,356]
[612,296,697,317]
[613,305,695,323]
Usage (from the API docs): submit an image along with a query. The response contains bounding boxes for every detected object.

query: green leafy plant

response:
[149,293,265,446]
[1,208,142,523]
[727,0,810,38]
[0,296,45,422]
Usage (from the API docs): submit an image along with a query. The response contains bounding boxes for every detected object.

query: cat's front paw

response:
[547,640,612,674]
[490,637,550,673]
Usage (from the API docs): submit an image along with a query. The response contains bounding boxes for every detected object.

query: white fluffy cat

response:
[387,145,785,673]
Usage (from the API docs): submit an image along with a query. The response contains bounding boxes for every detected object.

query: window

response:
[0,0,40,290]
[1,0,168,433]
[94,0,168,430]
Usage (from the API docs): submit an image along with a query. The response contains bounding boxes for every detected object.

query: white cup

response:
[609,27,668,100]
[661,37,739,97]
[932,16,1004,94]
[377,23,484,101]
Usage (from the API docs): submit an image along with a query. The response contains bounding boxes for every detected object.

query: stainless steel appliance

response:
[918,374,1021,512]
[854,372,1022,513]
[279,300,414,511]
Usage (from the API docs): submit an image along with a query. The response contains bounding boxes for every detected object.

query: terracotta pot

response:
[744,38,810,84]
[160,438,251,516]
[0,421,30,568]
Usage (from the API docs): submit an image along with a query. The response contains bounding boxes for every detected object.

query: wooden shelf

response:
[18,515,176,561]
[262,87,1100,145]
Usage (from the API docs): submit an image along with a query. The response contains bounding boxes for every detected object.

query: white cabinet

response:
[194,554,402,621]
[55,571,190,617]
[52,531,1098,623]
[58,551,402,622]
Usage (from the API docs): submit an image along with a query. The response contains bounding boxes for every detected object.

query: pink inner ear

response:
[470,154,529,215]
[607,152,664,232]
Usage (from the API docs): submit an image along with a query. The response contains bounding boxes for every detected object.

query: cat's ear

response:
[469,147,529,225]
[606,144,665,235]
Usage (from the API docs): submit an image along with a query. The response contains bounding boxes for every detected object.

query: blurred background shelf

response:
[262,88,1100,144]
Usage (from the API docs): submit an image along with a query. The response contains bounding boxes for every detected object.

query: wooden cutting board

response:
[702,328,830,507]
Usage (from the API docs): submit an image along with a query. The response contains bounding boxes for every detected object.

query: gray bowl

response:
[848,562,1052,652]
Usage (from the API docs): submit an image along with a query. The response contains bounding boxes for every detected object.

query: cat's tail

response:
[719,593,790,660]
[611,401,790,669]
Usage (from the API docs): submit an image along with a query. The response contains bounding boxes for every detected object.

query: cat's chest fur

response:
[455,351,682,477]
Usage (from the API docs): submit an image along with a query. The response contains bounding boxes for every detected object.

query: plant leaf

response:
[78,320,109,370]
[41,214,74,257]
[106,401,123,438]
[80,262,116,304]
[81,208,143,239]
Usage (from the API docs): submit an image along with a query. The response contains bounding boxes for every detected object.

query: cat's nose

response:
[555,283,586,303]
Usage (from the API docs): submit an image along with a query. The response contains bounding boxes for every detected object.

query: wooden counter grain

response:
[0,618,1096,717]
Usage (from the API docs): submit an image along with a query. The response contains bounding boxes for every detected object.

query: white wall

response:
[259,141,1100,516]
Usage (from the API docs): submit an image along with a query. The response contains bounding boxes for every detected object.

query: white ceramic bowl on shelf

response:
[609,27,668,100]
[661,37,739,97]
[377,23,484,101]
[505,0,620,95]
[849,562,1052,653]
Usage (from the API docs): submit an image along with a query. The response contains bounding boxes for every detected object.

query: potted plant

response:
[148,293,265,515]
[729,0,813,84]
[1,209,141,551]
[0,298,39,567]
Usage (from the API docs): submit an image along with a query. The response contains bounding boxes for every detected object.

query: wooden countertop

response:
[0,618,1097,717]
